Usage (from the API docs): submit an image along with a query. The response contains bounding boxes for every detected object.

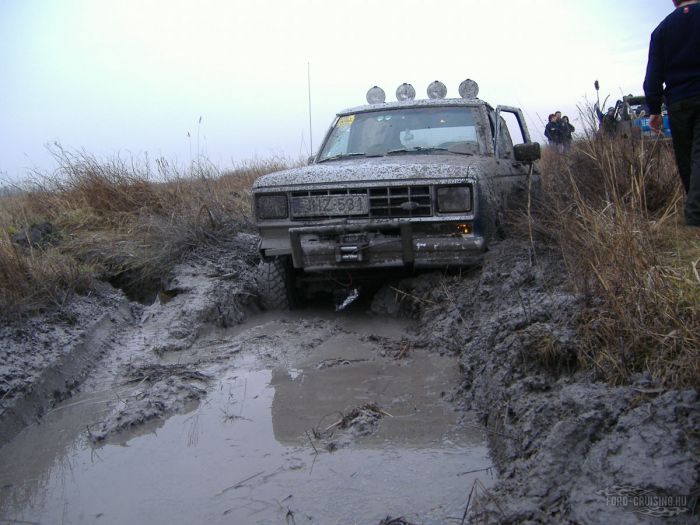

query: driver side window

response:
[497,116,514,159]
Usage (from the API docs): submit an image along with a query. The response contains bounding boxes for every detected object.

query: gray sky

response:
[0,0,673,181]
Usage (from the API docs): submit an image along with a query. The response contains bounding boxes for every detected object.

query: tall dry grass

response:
[0,148,293,317]
[535,130,700,389]
[0,231,93,314]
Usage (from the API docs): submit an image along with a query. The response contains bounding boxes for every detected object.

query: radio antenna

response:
[307,62,313,156]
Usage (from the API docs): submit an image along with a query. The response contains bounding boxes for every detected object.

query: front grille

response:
[290,185,433,220]
[369,186,431,217]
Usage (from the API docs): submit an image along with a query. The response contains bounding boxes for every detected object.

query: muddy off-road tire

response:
[256,257,299,310]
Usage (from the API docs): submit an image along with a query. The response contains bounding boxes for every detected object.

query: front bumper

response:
[262,220,485,271]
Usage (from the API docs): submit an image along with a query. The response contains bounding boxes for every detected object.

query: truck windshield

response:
[318,106,480,162]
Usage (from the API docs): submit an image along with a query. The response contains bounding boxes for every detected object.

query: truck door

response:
[493,106,534,211]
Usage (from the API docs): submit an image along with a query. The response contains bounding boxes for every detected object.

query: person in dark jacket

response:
[544,114,559,146]
[644,0,700,227]
[560,116,575,149]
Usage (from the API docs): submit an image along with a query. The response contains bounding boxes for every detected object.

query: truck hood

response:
[253,155,492,190]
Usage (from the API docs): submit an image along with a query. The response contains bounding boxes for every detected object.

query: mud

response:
[0,283,133,445]
[83,233,261,441]
[0,233,260,448]
[1,235,698,524]
[88,363,212,442]
[139,232,260,355]
[0,308,491,524]
[378,240,700,523]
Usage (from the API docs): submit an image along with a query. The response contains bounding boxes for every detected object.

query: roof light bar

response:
[396,83,416,102]
[458,79,479,99]
[366,86,386,104]
[427,80,447,100]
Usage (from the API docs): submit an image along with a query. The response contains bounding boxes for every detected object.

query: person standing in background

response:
[544,114,559,147]
[644,0,700,227]
[560,116,575,150]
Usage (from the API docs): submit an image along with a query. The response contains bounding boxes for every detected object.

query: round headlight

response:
[366,86,386,104]
[427,80,447,100]
[396,83,416,102]
[458,79,479,99]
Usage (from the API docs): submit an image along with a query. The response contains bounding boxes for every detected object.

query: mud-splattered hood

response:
[253,155,492,190]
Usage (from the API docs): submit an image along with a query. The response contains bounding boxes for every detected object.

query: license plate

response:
[340,233,367,243]
[291,195,369,217]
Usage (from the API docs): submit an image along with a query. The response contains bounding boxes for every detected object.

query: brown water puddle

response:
[0,311,493,524]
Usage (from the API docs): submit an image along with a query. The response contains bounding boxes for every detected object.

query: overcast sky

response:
[0,0,673,181]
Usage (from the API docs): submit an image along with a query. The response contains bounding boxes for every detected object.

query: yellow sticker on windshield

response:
[337,115,355,128]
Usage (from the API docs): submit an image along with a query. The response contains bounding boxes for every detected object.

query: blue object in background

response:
[634,115,672,137]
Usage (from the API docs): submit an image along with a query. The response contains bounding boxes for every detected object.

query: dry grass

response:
[0,230,93,313]
[534,130,700,389]
[0,148,293,318]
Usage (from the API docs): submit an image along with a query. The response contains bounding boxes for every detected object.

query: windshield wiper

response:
[386,147,447,155]
[387,144,476,156]
[318,153,366,163]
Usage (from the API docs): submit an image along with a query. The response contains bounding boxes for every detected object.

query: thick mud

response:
[0,283,134,446]
[381,240,700,523]
[1,235,697,524]
[0,234,259,448]
[0,310,491,525]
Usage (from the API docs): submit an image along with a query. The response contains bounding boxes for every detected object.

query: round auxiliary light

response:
[427,80,447,100]
[396,83,416,102]
[458,79,479,99]
[366,85,386,104]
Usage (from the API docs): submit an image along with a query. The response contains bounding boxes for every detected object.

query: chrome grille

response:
[368,186,431,218]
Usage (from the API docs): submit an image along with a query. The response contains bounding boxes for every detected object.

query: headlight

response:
[436,186,472,213]
[256,194,288,220]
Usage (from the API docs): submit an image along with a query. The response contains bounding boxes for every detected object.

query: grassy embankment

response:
[534,131,699,389]
[1,137,698,388]
[0,149,289,315]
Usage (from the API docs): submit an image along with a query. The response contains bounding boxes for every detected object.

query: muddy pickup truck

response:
[253,79,540,308]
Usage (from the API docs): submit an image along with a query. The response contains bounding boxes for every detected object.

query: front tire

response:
[256,257,299,310]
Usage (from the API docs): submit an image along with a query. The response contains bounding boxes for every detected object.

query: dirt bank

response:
[378,240,699,523]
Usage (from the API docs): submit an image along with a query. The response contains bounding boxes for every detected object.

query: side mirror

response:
[514,142,541,162]
[307,155,315,165]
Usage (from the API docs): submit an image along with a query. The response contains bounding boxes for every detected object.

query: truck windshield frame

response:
[318,106,482,162]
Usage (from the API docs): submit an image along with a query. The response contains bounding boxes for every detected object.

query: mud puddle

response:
[0,309,493,524]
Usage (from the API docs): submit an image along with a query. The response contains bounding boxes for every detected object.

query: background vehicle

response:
[621,95,672,138]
